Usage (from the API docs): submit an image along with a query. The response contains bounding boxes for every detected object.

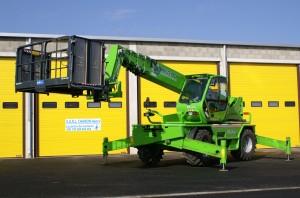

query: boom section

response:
[105,45,186,94]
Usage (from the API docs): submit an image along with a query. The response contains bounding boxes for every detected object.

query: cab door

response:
[205,77,228,122]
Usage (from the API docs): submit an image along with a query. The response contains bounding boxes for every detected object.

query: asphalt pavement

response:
[1,148,300,198]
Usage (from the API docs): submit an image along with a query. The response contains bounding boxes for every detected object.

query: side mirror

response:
[144,111,155,117]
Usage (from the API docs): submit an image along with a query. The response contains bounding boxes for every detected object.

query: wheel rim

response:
[242,136,253,153]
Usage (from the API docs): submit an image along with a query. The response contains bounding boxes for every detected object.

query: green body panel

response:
[225,97,244,121]
[211,124,245,150]
[131,125,185,146]
[103,125,184,153]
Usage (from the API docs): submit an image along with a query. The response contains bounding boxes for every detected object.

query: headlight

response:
[187,110,199,116]
[184,110,200,122]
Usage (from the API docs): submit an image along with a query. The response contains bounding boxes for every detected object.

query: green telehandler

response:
[15,36,291,170]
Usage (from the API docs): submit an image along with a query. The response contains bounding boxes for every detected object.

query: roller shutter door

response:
[38,67,127,156]
[140,61,218,124]
[0,58,23,157]
[229,63,299,147]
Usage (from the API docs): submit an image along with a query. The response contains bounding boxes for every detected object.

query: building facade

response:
[1,32,300,158]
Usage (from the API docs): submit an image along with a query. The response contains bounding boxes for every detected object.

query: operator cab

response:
[178,75,228,123]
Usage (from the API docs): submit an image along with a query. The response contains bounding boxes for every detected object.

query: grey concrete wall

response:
[227,46,300,60]
[0,37,26,52]
[136,42,221,58]
[1,34,300,63]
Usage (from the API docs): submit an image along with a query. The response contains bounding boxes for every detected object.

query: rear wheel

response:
[137,145,164,165]
[185,128,213,166]
[231,129,256,161]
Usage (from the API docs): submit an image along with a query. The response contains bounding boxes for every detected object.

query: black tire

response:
[137,145,164,165]
[185,128,213,166]
[231,129,256,161]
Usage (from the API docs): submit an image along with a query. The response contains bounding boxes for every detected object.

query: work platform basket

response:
[15,36,105,96]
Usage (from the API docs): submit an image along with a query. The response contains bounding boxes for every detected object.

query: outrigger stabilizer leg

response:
[256,135,292,161]
[102,137,109,165]
[286,137,292,161]
[219,140,228,172]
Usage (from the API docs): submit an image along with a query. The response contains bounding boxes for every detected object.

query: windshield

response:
[179,78,208,104]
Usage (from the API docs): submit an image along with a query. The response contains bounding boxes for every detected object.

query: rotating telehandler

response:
[15,36,291,170]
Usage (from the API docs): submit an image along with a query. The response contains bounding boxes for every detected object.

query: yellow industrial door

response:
[38,67,127,156]
[229,63,299,147]
[0,58,23,157]
[140,61,218,124]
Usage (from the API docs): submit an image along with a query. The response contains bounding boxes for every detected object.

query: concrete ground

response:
[0,148,300,198]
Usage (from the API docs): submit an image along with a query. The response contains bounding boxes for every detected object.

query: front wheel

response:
[185,129,213,166]
[137,145,164,165]
[231,129,256,161]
